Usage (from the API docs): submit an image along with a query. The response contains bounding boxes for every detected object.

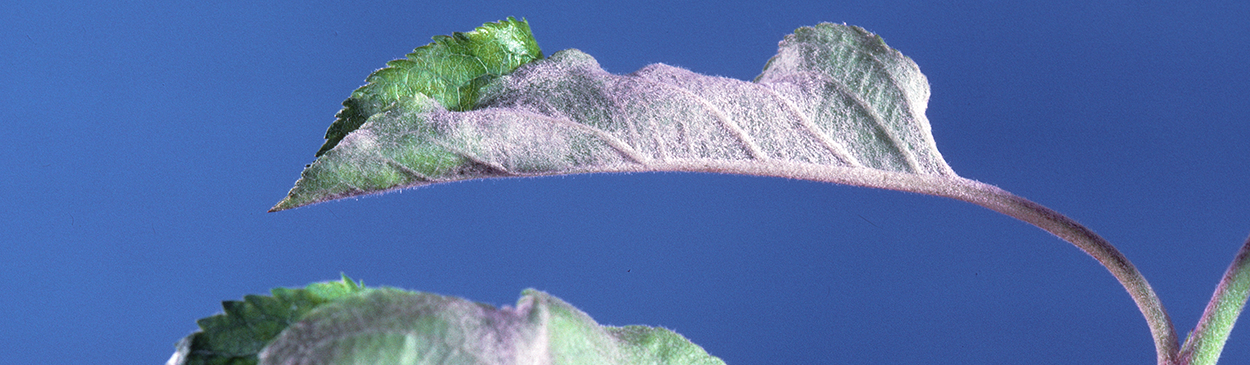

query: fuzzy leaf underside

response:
[168,276,366,365]
[273,22,955,211]
[257,288,725,365]
[316,17,543,157]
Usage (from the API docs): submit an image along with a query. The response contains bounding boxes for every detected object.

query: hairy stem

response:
[1179,235,1250,365]
[626,160,1180,364]
[937,176,1180,365]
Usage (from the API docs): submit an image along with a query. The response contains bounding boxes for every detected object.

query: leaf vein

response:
[432,139,515,176]
[636,73,770,161]
[504,109,651,166]
[381,157,432,182]
[797,65,922,172]
[754,82,863,167]
[857,45,928,171]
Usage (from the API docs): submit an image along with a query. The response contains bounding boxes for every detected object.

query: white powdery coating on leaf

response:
[451,31,953,176]
[276,23,958,211]
[755,23,950,176]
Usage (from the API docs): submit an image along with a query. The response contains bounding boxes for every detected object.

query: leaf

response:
[271,22,956,212]
[315,17,543,157]
[167,275,366,365]
[257,288,725,365]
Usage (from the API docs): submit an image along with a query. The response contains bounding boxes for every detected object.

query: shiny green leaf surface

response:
[316,17,543,157]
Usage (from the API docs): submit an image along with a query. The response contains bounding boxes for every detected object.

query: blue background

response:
[3,1,1248,364]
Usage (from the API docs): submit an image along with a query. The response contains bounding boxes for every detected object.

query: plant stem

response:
[1178,235,1250,365]
[636,160,1182,364]
[939,176,1180,365]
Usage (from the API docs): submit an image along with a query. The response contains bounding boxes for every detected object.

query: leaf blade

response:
[272,23,954,211]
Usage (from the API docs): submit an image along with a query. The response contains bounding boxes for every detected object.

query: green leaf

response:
[168,275,366,365]
[272,22,955,212]
[257,288,725,365]
[315,17,543,157]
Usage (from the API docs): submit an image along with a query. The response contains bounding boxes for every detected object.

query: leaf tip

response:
[268,198,294,213]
